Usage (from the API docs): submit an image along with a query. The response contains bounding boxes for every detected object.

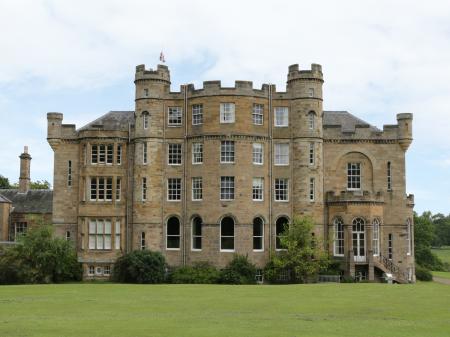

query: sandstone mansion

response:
[46,63,415,282]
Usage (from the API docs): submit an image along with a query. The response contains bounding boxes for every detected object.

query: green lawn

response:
[0,283,450,337]
[432,271,450,279]
[432,247,450,264]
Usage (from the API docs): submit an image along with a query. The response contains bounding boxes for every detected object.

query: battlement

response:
[135,64,170,83]
[326,190,384,204]
[184,80,270,98]
[287,63,323,82]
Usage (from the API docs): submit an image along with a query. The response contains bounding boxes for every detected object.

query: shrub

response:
[113,250,166,284]
[415,265,433,281]
[220,255,256,284]
[171,262,220,284]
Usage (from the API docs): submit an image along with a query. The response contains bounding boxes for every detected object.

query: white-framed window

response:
[116,177,121,201]
[220,176,235,200]
[67,160,72,187]
[333,217,344,256]
[168,143,182,165]
[90,177,113,201]
[308,88,314,97]
[275,178,289,201]
[9,222,27,241]
[308,111,315,130]
[220,216,235,251]
[143,111,149,129]
[347,162,361,190]
[166,216,180,250]
[274,143,289,166]
[168,107,182,126]
[253,217,264,251]
[103,265,111,276]
[115,220,121,250]
[406,218,412,256]
[91,144,113,164]
[220,103,235,123]
[167,178,182,201]
[140,232,146,250]
[192,177,203,201]
[116,144,122,165]
[192,143,203,164]
[142,177,147,201]
[106,144,113,164]
[192,104,203,125]
[309,177,315,202]
[252,104,264,125]
[309,143,315,165]
[220,140,235,163]
[388,233,393,260]
[192,216,202,250]
[373,218,380,256]
[88,265,95,276]
[252,177,264,201]
[387,161,392,191]
[274,107,288,127]
[88,219,112,250]
[252,143,263,165]
[276,217,289,250]
[143,142,148,165]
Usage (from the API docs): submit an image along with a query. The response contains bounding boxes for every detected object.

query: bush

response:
[415,265,433,281]
[113,250,166,284]
[171,262,220,284]
[220,255,256,284]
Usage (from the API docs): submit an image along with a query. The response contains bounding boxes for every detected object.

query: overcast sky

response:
[0,0,449,214]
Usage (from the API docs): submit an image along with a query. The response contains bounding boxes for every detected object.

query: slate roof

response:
[78,111,134,131]
[323,111,380,132]
[0,190,52,213]
[0,194,12,203]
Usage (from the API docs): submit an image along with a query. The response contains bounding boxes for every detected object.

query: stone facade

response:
[47,63,415,282]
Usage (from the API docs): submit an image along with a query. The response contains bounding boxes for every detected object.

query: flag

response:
[159,51,165,63]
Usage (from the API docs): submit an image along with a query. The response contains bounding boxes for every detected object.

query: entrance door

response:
[352,218,366,262]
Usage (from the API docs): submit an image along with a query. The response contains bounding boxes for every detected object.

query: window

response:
[192,177,203,201]
[220,176,235,200]
[252,177,264,201]
[91,144,112,164]
[106,144,113,164]
[252,143,263,165]
[143,111,149,129]
[274,143,289,165]
[387,161,392,191]
[253,217,264,251]
[96,266,103,276]
[192,104,203,125]
[406,219,412,256]
[333,218,344,256]
[252,104,264,125]
[308,112,315,130]
[88,265,95,276]
[116,178,121,201]
[90,177,113,201]
[142,177,147,201]
[220,141,235,163]
[66,231,71,241]
[10,222,27,241]
[144,88,149,97]
[67,160,72,187]
[192,216,202,250]
[276,217,289,250]
[117,144,122,165]
[143,142,148,165]
[115,220,121,250]
[388,233,393,260]
[168,107,182,126]
[373,218,380,256]
[309,177,315,202]
[308,88,314,97]
[140,232,146,250]
[83,145,87,166]
[309,143,314,165]
[220,103,235,123]
[88,219,112,250]
[167,216,180,249]
[192,143,203,164]
[347,163,361,190]
[91,145,98,164]
[168,143,182,165]
[274,107,288,127]
[167,178,182,201]
[104,265,111,276]
[220,216,235,251]
[275,178,289,201]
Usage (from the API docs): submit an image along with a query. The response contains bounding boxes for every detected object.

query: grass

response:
[431,246,450,264]
[0,283,450,337]
[432,271,450,279]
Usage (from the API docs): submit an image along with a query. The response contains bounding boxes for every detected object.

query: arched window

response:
[166,216,180,249]
[406,218,412,255]
[308,111,315,130]
[192,216,202,250]
[253,217,264,251]
[372,218,380,256]
[333,217,344,256]
[142,111,149,130]
[220,216,235,251]
[276,216,289,250]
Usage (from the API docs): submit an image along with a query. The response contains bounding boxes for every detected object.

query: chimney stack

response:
[19,146,31,193]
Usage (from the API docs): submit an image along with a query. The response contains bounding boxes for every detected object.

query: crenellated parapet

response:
[326,190,385,205]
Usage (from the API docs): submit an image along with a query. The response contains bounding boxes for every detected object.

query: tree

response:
[414,212,444,271]
[265,216,330,283]
[0,175,11,189]
[9,180,51,190]
[113,250,166,284]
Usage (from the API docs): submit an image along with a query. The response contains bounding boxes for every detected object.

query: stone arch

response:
[335,151,374,192]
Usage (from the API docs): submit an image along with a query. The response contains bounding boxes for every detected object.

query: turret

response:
[18,146,31,193]
[135,64,171,99]
[397,113,413,151]
[287,63,324,99]
[47,112,63,150]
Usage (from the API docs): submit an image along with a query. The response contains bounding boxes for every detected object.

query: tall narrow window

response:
[220,141,235,163]
[308,88,314,97]
[274,107,289,127]
[168,143,182,165]
[117,144,122,165]
[275,178,289,201]
[115,220,121,250]
[192,143,203,164]
[107,145,113,164]
[308,112,315,130]
[220,103,235,123]
[167,178,182,201]
[88,219,111,250]
[388,233,393,260]
[143,88,149,97]
[333,218,344,256]
[220,216,235,251]
[91,145,98,164]
[66,231,71,241]
[142,177,147,201]
[140,232,146,250]
[276,217,289,250]
[192,216,202,250]
[252,143,263,165]
[192,177,203,201]
[309,177,315,202]
[167,216,180,249]
[106,178,112,200]
[387,161,392,191]
[116,177,121,201]
[67,160,72,187]
[168,107,182,126]
[143,142,148,165]
[347,163,361,190]
[373,218,380,256]
[192,104,203,125]
[220,176,235,200]
[98,145,106,164]
[143,111,149,129]
[252,104,264,125]
[309,143,315,165]
[406,219,412,256]
[253,217,264,251]
[252,177,264,201]
[274,143,289,165]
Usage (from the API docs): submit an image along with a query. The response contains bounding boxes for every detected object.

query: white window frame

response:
[140,231,146,250]
[192,143,203,164]
[388,233,393,260]
[220,103,235,123]
[252,177,264,201]
[116,144,122,165]
[372,218,380,256]
[115,220,121,250]
[143,112,149,129]
[168,143,182,165]
[191,217,202,251]
[309,142,315,166]
[252,104,264,125]
[333,218,344,256]
[253,217,264,252]
[103,265,111,276]
[274,143,289,166]
[192,177,203,201]
[192,104,203,125]
[220,217,235,252]
[406,219,412,256]
[88,219,112,250]
[252,143,263,165]
[308,112,315,130]
[142,142,148,165]
[168,107,182,126]
[167,178,182,201]
[90,177,113,201]
[274,178,289,202]
[309,177,315,202]
[88,265,95,276]
[347,162,361,190]
[220,140,235,164]
[387,161,392,191]
[116,177,121,201]
[220,176,235,201]
[274,107,289,127]
[142,177,147,201]
[166,217,181,250]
